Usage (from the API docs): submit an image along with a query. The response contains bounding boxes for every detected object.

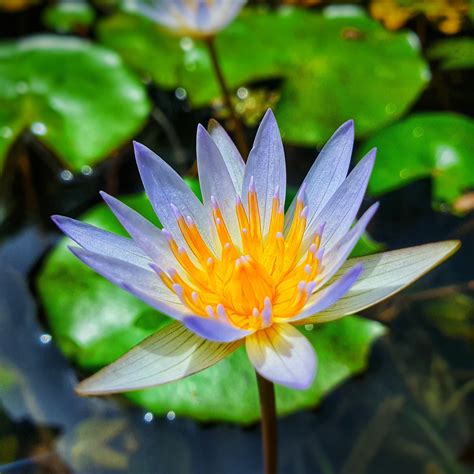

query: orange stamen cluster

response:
[155,180,324,331]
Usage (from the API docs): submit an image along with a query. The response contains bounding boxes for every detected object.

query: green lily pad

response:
[43,1,96,33]
[98,6,429,145]
[0,35,150,174]
[358,113,474,211]
[428,38,474,70]
[37,182,385,424]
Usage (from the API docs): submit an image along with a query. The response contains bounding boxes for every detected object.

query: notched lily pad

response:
[98,6,429,146]
[0,35,150,174]
[359,113,474,212]
[37,184,385,424]
[42,1,96,33]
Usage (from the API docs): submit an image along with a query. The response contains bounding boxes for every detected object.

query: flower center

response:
[156,182,324,330]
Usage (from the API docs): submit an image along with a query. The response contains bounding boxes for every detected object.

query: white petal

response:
[242,109,286,235]
[301,241,460,324]
[246,323,317,390]
[285,120,354,233]
[76,322,241,395]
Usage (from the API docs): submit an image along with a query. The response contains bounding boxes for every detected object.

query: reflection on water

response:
[0,190,473,473]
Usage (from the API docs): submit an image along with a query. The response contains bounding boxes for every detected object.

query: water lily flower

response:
[126,0,246,38]
[53,110,459,394]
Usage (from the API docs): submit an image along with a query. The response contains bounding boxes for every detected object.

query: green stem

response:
[205,37,249,159]
[256,371,278,474]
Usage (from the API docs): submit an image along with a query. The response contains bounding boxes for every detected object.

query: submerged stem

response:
[256,371,278,474]
[205,37,249,159]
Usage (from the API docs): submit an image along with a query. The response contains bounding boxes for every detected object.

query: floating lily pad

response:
[428,38,474,70]
[98,6,429,145]
[42,1,96,33]
[37,182,385,424]
[0,35,150,174]
[359,113,474,211]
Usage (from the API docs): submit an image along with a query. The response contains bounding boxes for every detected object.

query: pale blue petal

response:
[294,264,364,321]
[134,142,216,252]
[317,202,379,288]
[69,246,188,319]
[197,125,240,244]
[100,192,176,268]
[246,323,317,390]
[208,118,245,191]
[242,109,286,235]
[304,148,376,251]
[52,215,151,268]
[285,120,354,234]
[183,316,252,342]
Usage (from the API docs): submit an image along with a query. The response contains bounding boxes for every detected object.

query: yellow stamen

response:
[160,185,324,330]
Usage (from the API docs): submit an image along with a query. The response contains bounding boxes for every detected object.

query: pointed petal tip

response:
[339,119,354,132]
[133,141,154,164]
[207,117,219,132]
[51,214,64,226]
[197,122,207,136]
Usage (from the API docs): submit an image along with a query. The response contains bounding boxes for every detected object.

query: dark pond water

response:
[1,146,473,474]
[1,2,473,474]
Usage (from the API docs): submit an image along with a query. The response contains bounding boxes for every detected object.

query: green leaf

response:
[428,38,474,70]
[127,317,385,424]
[358,113,474,211]
[37,181,385,423]
[0,35,150,174]
[42,1,96,33]
[98,6,429,145]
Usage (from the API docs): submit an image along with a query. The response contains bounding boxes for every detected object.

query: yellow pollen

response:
[159,186,324,330]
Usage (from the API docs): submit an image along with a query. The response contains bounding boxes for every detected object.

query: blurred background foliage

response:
[0,0,473,473]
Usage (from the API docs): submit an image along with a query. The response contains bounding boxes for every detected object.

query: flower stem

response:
[205,37,249,159]
[256,371,278,474]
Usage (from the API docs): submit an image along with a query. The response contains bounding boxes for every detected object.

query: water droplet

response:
[421,68,432,81]
[60,170,73,181]
[412,127,424,138]
[175,87,187,100]
[180,37,194,51]
[435,145,458,169]
[304,324,314,331]
[166,410,176,421]
[102,52,119,66]
[81,165,93,176]
[39,333,52,344]
[144,412,154,423]
[406,32,421,50]
[237,87,249,100]
[0,126,13,139]
[16,81,28,94]
[399,168,410,178]
[31,122,47,136]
